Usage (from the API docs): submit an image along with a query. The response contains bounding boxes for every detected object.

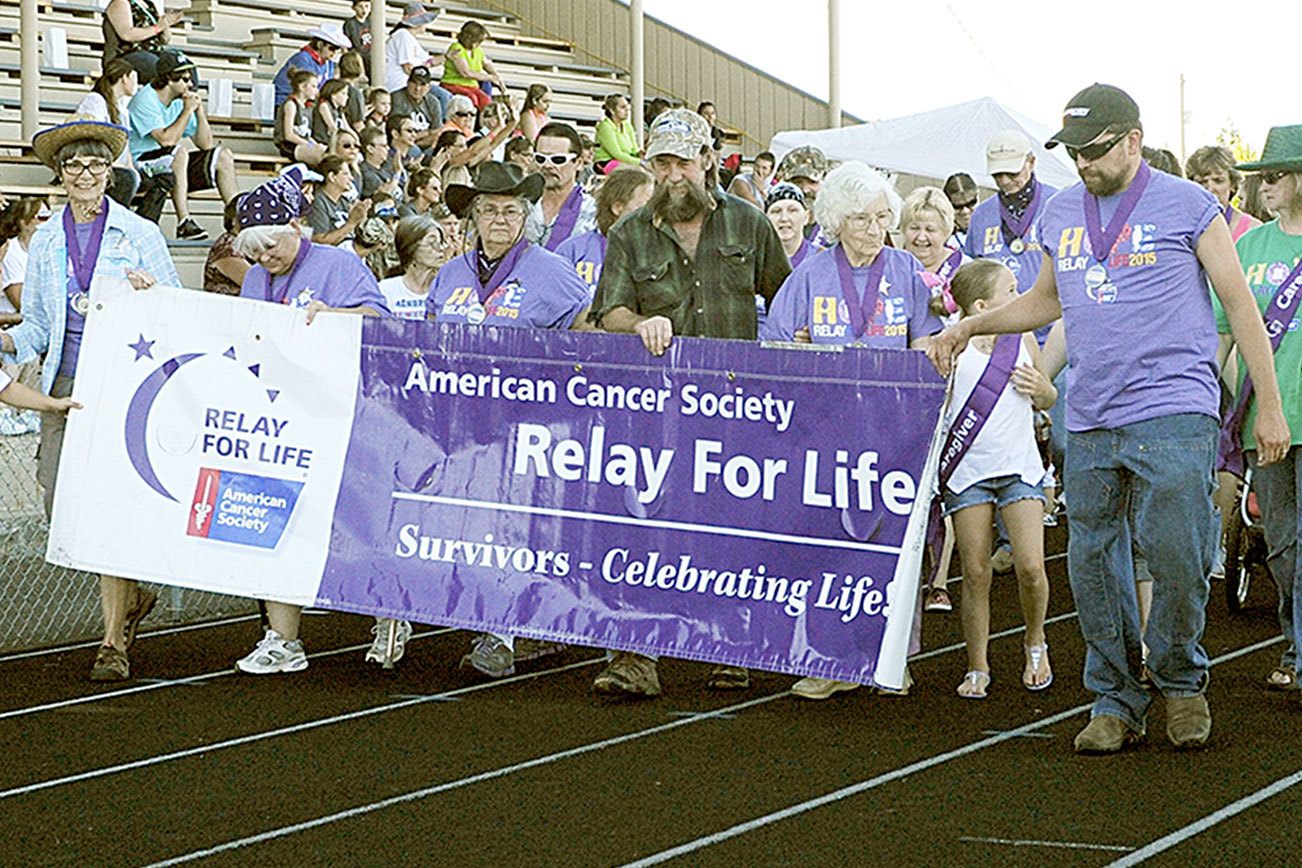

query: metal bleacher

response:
[1,0,632,284]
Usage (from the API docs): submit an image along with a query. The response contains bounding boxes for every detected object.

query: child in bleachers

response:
[275,69,328,166]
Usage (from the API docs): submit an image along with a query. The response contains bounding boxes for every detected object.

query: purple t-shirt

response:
[428,242,590,329]
[759,245,942,347]
[239,240,390,315]
[965,182,1058,343]
[57,221,94,379]
[1037,169,1222,432]
[554,229,607,294]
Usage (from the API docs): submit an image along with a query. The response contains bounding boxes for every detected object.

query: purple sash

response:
[927,332,1022,586]
[1217,258,1302,476]
[936,247,963,284]
[63,202,108,291]
[834,245,888,339]
[474,238,529,304]
[998,181,1042,247]
[544,186,584,252]
[1084,161,1151,263]
[790,236,813,269]
[262,238,312,305]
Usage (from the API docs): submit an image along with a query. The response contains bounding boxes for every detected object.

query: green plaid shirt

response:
[593,191,791,340]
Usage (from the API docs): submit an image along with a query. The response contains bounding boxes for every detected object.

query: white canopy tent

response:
[769,97,1080,191]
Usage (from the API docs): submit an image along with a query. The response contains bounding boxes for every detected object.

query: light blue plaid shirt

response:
[6,199,181,393]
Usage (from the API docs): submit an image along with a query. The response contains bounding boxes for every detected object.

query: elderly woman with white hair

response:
[761,161,942,350]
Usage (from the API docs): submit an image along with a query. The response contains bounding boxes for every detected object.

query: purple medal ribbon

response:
[596,232,608,262]
[1084,161,1152,264]
[63,201,109,292]
[833,244,888,340]
[936,247,963,284]
[544,186,584,252]
[262,238,313,305]
[1217,257,1302,476]
[925,332,1023,586]
[998,180,1042,248]
[474,238,529,305]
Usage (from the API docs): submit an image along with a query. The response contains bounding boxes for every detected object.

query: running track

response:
[0,526,1298,866]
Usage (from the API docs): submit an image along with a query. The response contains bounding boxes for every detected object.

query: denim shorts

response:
[943,474,1046,517]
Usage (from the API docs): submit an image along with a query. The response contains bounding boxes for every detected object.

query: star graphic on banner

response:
[128,334,155,361]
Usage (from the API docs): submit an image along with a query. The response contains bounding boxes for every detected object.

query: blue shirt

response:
[274,48,335,108]
[127,86,197,160]
[554,229,606,293]
[965,182,1058,343]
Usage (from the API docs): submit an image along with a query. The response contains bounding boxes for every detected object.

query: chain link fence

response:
[0,368,256,653]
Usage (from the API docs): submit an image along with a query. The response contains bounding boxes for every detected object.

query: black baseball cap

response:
[155,50,197,80]
[407,66,432,85]
[1045,83,1140,149]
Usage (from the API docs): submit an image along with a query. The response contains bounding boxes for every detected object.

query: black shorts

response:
[136,145,222,192]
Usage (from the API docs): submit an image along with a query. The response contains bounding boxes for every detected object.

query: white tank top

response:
[942,336,1046,494]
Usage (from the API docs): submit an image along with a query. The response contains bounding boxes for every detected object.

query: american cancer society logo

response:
[123,335,311,551]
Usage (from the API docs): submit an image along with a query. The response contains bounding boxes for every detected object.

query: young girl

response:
[311,79,352,153]
[0,367,81,415]
[364,88,391,130]
[933,259,1056,699]
[275,68,327,166]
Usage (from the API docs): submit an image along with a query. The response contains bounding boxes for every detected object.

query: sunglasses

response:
[1260,170,1292,185]
[533,152,577,166]
[453,110,475,117]
[951,199,977,210]
[1065,131,1128,163]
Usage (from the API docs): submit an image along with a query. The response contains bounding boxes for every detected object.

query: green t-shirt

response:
[442,42,484,87]
[1213,220,1302,449]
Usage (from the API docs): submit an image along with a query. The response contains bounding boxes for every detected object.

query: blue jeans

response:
[1250,447,1302,672]
[1064,413,1218,731]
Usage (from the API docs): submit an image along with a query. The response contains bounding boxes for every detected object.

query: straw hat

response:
[32,115,128,170]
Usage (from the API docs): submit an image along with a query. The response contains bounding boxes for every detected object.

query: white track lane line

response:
[0,628,455,722]
[959,836,1132,852]
[139,692,789,868]
[0,657,604,802]
[0,615,262,663]
[1105,768,1302,867]
[617,635,1286,868]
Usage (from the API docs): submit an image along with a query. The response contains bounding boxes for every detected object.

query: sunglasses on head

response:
[533,152,577,166]
[1260,170,1292,185]
[1065,130,1129,162]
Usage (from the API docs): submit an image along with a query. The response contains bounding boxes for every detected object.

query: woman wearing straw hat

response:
[272,23,353,109]
[384,3,444,93]
[1,118,181,682]
[1215,125,1302,695]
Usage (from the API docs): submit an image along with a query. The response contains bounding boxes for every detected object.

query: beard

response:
[650,179,713,223]
[1081,164,1130,197]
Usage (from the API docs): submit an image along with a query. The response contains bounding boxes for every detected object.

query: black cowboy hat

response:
[445,161,545,218]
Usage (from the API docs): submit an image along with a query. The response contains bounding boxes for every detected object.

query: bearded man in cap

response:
[590,108,791,698]
[929,83,1290,754]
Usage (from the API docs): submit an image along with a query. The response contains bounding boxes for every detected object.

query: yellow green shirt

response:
[442,42,485,87]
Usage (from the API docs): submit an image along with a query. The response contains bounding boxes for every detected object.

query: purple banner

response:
[316,323,945,685]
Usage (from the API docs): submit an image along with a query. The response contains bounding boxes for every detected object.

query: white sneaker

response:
[235,629,308,675]
[365,618,413,665]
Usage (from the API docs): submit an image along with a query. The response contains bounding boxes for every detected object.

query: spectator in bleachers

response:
[311,80,352,153]
[578,135,597,189]
[401,167,441,218]
[336,52,368,134]
[943,172,978,251]
[379,215,445,319]
[386,115,421,176]
[389,67,446,150]
[728,151,775,209]
[343,0,374,82]
[307,155,370,246]
[203,198,249,296]
[0,196,49,319]
[696,101,724,153]
[359,126,402,205]
[555,165,653,292]
[384,3,443,93]
[128,51,238,241]
[479,99,512,162]
[526,122,597,250]
[431,129,468,166]
[103,0,184,83]
[329,128,364,198]
[645,97,670,128]
[504,136,534,174]
[77,59,141,207]
[348,215,397,282]
[275,69,328,166]
[272,23,352,109]
[441,94,478,138]
[441,21,506,111]
[365,88,391,130]
[431,201,462,256]
[8,118,181,681]
[520,84,552,144]
[593,93,640,174]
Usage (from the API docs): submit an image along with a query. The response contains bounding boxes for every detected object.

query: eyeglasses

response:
[453,110,475,117]
[950,199,977,210]
[533,152,577,166]
[60,158,111,177]
[1065,131,1128,163]
[1260,170,1292,185]
[843,211,893,229]
[475,204,525,222]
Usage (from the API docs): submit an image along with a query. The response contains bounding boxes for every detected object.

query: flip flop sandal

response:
[1023,643,1053,692]
[1266,666,1297,691]
[957,670,990,699]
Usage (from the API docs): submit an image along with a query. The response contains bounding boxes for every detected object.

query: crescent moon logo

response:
[123,353,204,501]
